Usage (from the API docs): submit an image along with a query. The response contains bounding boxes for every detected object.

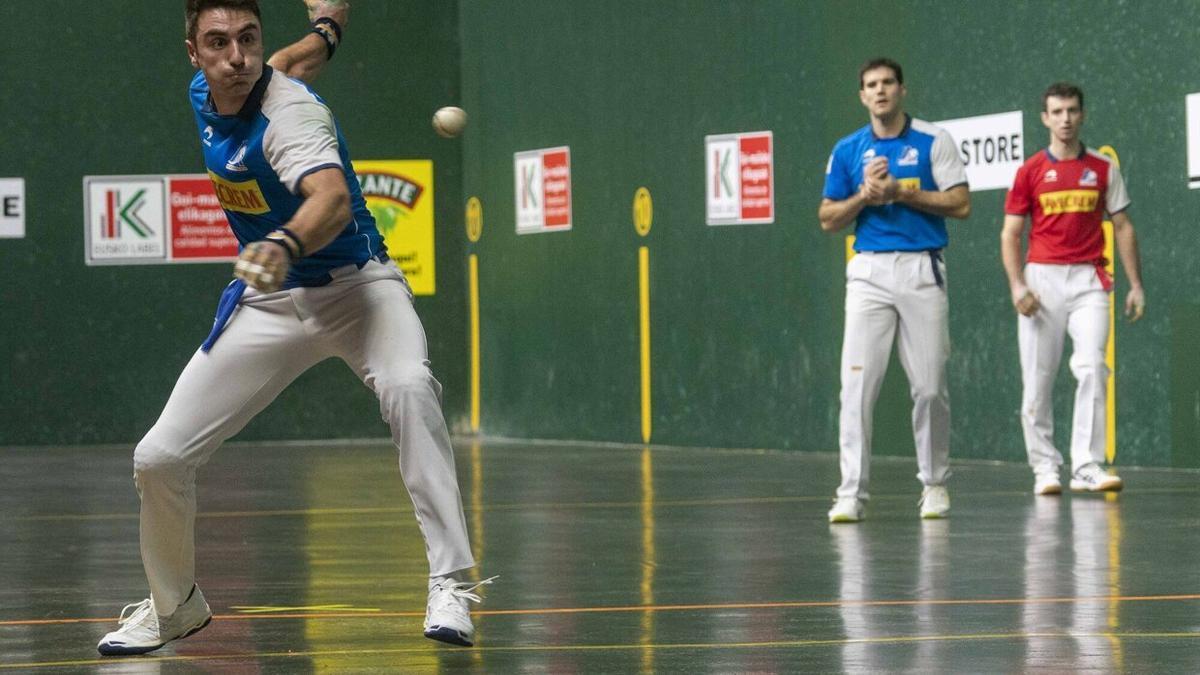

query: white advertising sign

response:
[0,178,25,238]
[705,131,774,225]
[84,176,169,263]
[1186,93,1200,189]
[514,146,572,234]
[935,111,1024,191]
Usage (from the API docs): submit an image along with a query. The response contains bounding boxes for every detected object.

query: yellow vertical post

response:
[634,187,653,443]
[1097,147,1119,464]
[466,197,483,433]
[639,247,651,444]
[639,447,656,674]
[469,255,481,432]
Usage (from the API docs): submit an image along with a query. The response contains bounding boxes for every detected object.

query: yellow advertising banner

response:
[355,160,435,295]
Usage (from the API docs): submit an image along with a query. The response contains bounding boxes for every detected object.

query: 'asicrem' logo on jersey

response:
[358,171,423,208]
[1038,189,1099,215]
[208,171,269,214]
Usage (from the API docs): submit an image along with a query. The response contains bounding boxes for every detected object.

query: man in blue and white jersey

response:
[818,57,971,523]
[98,0,487,656]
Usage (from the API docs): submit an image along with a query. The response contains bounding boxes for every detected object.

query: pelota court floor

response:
[1,438,1198,672]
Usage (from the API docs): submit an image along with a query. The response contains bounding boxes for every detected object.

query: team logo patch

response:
[861,148,877,164]
[1079,168,1098,187]
[225,143,249,173]
[1038,189,1099,215]
[1044,169,1058,183]
[897,145,919,166]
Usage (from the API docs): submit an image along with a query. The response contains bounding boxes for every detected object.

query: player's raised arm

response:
[266,0,349,83]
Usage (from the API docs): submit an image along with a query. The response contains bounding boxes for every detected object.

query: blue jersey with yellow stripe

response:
[190,66,384,287]
[823,115,967,252]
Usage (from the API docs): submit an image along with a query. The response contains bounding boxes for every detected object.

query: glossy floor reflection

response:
[1,440,1198,672]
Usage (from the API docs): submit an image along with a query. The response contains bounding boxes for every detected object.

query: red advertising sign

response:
[738,134,772,221]
[515,146,572,234]
[705,131,774,225]
[542,149,571,229]
[169,177,238,260]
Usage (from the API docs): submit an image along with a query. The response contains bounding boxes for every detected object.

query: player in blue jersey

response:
[98,0,488,655]
[818,58,971,523]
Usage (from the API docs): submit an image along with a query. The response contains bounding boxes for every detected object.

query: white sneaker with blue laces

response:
[97,585,212,656]
[424,576,497,647]
[1070,463,1123,492]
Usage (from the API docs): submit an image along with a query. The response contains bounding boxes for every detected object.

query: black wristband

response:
[311,17,342,60]
[260,236,295,262]
[275,227,307,258]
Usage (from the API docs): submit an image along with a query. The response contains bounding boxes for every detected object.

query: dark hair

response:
[186,0,262,41]
[858,58,903,89]
[1043,82,1084,110]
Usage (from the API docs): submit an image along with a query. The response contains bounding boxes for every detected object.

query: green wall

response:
[4,1,1198,469]
[0,1,467,445]
[460,0,1198,467]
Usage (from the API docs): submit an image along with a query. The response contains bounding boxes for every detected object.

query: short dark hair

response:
[859,58,903,89]
[186,0,261,41]
[1043,82,1084,111]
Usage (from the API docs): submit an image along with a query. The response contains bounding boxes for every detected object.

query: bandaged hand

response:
[234,239,292,292]
[306,0,350,27]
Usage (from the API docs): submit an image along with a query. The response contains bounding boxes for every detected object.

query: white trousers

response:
[1018,262,1110,475]
[133,260,475,614]
[836,251,950,500]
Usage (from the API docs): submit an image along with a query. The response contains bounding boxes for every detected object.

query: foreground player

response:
[98,0,487,655]
[819,58,970,523]
[1001,82,1144,495]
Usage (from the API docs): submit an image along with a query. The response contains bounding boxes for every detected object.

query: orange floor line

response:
[4,593,1198,627]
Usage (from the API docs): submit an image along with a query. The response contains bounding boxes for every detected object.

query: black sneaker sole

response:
[97,615,212,656]
[424,626,473,647]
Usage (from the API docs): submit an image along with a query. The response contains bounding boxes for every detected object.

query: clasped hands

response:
[859,156,903,205]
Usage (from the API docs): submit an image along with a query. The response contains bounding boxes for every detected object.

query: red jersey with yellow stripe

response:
[1004,147,1130,264]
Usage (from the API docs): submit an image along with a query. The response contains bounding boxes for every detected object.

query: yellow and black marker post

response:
[633,187,653,443]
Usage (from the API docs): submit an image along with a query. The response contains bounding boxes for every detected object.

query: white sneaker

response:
[828,497,864,523]
[97,585,212,656]
[424,576,497,647]
[1034,472,1062,495]
[919,485,950,519]
[1070,463,1123,492]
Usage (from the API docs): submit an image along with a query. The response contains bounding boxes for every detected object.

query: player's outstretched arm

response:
[267,1,350,83]
[1110,211,1145,322]
[818,195,868,233]
[896,184,971,220]
[1001,214,1039,316]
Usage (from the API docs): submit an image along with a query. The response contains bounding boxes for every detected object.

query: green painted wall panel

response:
[0,1,466,445]
[461,0,1196,466]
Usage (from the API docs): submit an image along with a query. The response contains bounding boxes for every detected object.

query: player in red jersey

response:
[1001,82,1145,496]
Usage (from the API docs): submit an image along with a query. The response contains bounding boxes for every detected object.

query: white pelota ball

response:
[432,106,467,138]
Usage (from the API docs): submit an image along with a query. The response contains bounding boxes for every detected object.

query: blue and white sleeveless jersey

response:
[823,116,967,252]
[190,65,384,287]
